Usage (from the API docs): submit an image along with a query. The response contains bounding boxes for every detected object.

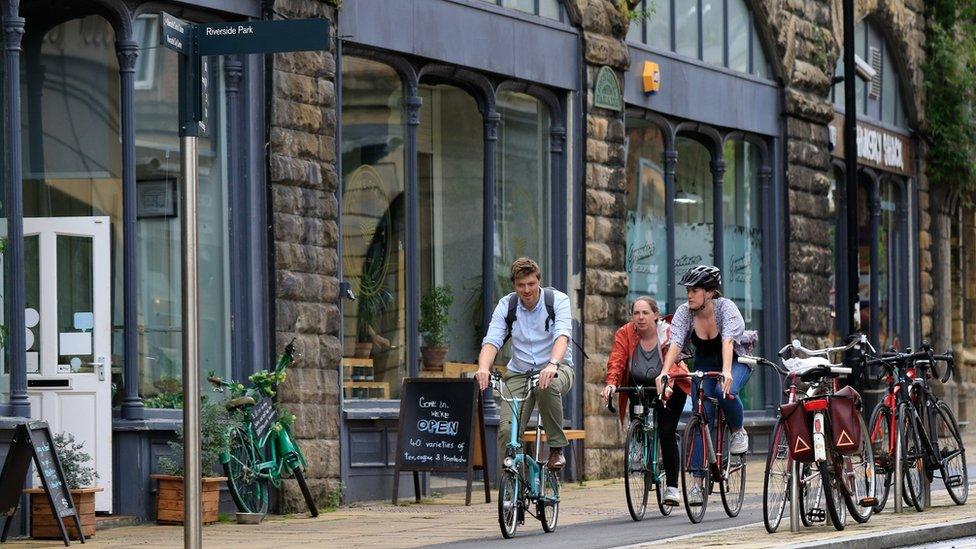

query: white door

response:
[24,216,113,512]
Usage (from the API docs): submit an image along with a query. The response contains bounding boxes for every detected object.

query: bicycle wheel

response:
[800,463,824,526]
[498,471,520,538]
[538,468,560,533]
[719,421,746,518]
[934,401,968,505]
[624,420,649,521]
[819,460,845,531]
[899,402,924,512]
[653,432,673,517]
[680,416,708,523]
[223,426,269,514]
[841,415,875,523]
[292,466,319,517]
[763,421,790,533]
[868,402,893,513]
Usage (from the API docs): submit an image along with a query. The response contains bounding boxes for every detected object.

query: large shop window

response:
[484,0,564,20]
[17,15,232,408]
[674,136,715,295]
[625,118,767,409]
[627,0,771,78]
[624,120,668,308]
[341,57,407,400]
[418,83,484,365]
[341,55,558,400]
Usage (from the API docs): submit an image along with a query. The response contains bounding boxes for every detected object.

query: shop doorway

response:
[24,216,113,512]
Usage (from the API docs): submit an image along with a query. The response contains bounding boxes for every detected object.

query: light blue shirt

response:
[481,288,573,373]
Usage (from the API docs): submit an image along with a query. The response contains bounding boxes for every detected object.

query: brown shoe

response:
[546,448,565,470]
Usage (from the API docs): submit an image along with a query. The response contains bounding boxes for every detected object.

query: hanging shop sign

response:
[829,115,913,177]
[594,66,623,111]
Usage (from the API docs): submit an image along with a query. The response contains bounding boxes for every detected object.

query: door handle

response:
[85,357,107,381]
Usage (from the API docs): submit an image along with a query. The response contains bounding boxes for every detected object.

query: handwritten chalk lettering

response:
[410,438,422,447]
[424,440,456,449]
[417,419,459,436]
[404,452,435,463]
[430,410,449,418]
[419,397,437,408]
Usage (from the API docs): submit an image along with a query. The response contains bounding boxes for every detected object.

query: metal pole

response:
[894,418,903,513]
[181,133,202,549]
[789,460,800,532]
[842,0,859,338]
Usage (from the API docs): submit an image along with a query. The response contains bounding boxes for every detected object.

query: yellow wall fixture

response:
[642,61,661,94]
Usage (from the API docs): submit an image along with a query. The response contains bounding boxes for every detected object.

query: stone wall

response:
[269,0,342,512]
[565,0,632,479]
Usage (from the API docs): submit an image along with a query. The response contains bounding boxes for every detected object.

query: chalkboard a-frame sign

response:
[0,421,84,546]
[393,378,490,506]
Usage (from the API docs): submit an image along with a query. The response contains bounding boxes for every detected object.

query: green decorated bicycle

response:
[207,339,318,516]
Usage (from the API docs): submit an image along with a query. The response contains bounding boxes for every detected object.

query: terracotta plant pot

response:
[420,346,449,371]
[25,486,102,540]
[150,474,227,525]
[353,341,372,358]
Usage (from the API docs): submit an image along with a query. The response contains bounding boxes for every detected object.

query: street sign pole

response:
[160,16,329,546]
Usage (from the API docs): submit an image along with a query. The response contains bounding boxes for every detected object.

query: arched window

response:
[627,0,770,78]
[831,20,908,128]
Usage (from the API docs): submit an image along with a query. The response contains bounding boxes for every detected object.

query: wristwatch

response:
[547,360,559,367]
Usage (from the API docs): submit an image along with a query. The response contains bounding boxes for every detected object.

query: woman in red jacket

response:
[601,296,691,506]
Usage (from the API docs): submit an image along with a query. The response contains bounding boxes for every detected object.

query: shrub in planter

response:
[151,398,231,525]
[420,285,453,371]
[26,433,102,540]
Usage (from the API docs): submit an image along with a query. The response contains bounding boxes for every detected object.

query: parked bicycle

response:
[606,385,674,521]
[207,339,319,517]
[745,335,876,532]
[490,370,560,538]
[865,341,967,512]
[663,371,745,523]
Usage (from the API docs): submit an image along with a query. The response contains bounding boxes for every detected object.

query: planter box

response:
[150,474,227,525]
[25,486,102,540]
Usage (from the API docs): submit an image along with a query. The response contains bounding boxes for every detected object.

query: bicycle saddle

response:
[225,396,256,410]
[784,357,850,380]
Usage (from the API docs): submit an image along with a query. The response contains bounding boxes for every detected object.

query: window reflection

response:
[624,119,668,310]
[341,57,407,400]
[674,136,714,306]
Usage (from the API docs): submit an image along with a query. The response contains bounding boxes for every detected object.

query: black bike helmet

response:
[679,265,721,291]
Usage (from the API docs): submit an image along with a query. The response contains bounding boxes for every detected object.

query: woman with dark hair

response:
[657,265,753,505]
[602,296,690,506]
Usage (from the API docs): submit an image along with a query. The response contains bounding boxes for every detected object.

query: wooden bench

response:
[522,429,586,484]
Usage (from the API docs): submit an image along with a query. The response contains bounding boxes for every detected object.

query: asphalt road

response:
[430,493,765,549]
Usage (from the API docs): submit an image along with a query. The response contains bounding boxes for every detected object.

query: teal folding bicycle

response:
[607,385,674,520]
[490,370,560,539]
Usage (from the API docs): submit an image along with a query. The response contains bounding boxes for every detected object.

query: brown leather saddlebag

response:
[780,401,814,463]
[830,385,862,455]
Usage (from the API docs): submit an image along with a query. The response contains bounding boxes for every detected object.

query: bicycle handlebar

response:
[779,333,873,360]
[604,383,664,414]
[864,340,955,384]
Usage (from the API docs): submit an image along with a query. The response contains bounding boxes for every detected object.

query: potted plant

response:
[25,433,102,540]
[354,256,393,358]
[151,398,230,525]
[420,285,453,371]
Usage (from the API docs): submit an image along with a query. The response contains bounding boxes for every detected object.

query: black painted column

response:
[664,149,677,312]
[482,110,499,335]
[549,125,566,290]
[869,179,880,347]
[711,158,726,272]
[224,56,247,380]
[759,165,776,410]
[405,93,422,377]
[24,33,43,177]
[117,39,144,420]
[3,0,28,417]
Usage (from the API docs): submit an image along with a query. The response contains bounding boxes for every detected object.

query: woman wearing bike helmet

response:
[658,265,752,501]
[601,297,692,506]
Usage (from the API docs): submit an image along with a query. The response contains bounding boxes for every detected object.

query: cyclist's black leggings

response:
[649,388,687,488]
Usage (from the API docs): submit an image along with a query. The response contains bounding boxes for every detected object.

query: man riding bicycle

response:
[658,265,753,503]
[476,257,575,471]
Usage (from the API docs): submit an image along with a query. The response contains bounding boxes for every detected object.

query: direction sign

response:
[196,19,329,56]
[160,12,190,54]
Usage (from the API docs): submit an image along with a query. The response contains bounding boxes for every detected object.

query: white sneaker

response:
[688,482,704,506]
[730,429,749,455]
[663,486,680,506]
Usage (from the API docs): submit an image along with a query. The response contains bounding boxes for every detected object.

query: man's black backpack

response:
[502,287,557,345]
[501,287,588,358]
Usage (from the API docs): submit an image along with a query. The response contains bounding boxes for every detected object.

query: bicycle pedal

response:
[946,475,963,488]
[859,497,877,507]
[807,509,826,523]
